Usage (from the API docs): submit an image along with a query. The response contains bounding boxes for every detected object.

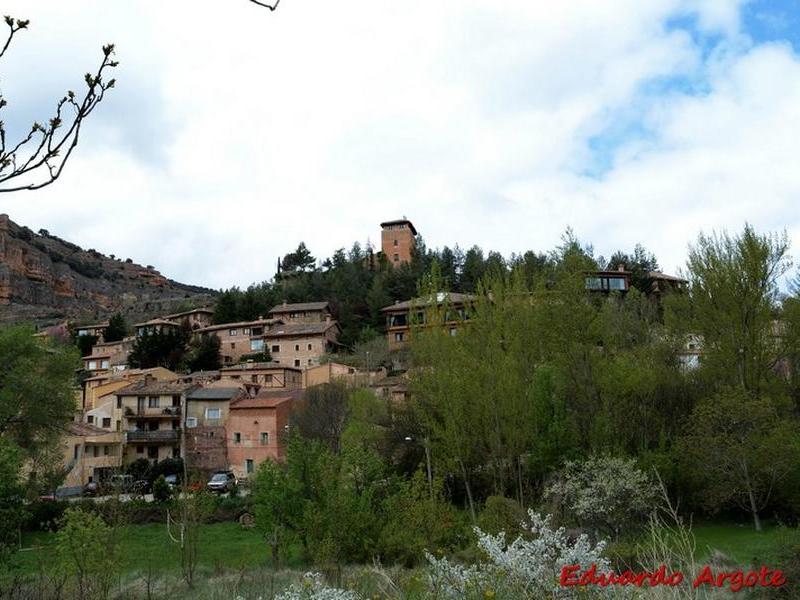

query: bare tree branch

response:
[0,15,117,193]
[249,0,281,10]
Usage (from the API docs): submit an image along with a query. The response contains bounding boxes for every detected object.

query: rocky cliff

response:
[0,214,215,326]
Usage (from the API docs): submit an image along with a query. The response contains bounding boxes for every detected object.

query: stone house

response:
[267,301,331,324]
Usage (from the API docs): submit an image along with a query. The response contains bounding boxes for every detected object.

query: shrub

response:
[477,496,527,539]
[152,475,172,504]
[544,455,658,539]
[25,500,67,532]
[425,510,609,599]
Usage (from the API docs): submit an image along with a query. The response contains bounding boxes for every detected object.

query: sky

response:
[1,0,799,289]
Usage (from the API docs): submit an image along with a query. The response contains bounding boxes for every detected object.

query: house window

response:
[250,339,264,352]
[252,327,263,336]
[205,408,222,420]
[186,417,198,428]
[102,417,111,428]
[251,375,258,383]
[103,445,110,456]
[260,432,269,445]
[394,332,405,342]
[229,329,238,336]
[87,415,94,424]
[147,447,158,459]
[233,432,241,444]
[243,328,251,335]
[307,343,312,350]
[393,253,399,262]
[295,344,300,351]
[116,420,121,432]
[88,361,97,370]
[148,396,160,408]
[265,374,273,383]
[93,446,99,458]
[230,342,236,349]
[308,359,313,365]
[449,328,458,337]
[101,360,109,369]
[294,359,300,367]
[137,446,144,454]
[172,395,180,406]
[116,397,121,409]
[245,459,254,474]
[272,345,280,353]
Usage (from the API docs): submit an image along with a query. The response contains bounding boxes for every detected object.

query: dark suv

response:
[207,470,236,494]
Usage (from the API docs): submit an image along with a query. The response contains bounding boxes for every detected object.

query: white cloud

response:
[0,0,798,288]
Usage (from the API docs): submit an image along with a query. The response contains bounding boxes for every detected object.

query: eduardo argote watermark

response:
[560,564,787,593]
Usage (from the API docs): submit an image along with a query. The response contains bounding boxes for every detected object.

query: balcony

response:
[126,429,180,444]
[124,406,181,418]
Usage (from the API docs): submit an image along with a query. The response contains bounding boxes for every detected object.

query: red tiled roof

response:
[230,389,303,409]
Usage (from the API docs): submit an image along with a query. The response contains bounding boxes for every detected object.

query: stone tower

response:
[380,219,417,266]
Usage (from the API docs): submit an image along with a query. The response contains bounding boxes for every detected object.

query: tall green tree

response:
[678,389,800,531]
[675,225,791,397]
[103,313,128,342]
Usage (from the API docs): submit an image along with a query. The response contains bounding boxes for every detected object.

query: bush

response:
[152,475,172,504]
[770,527,800,598]
[25,500,68,532]
[477,496,527,539]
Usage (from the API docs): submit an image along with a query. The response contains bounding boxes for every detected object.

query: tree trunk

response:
[748,486,762,532]
[459,460,476,523]
[424,439,433,499]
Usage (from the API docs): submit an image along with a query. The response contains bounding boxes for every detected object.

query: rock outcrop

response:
[0,214,215,326]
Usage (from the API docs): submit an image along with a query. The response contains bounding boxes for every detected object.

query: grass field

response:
[8,520,791,577]
[11,522,290,576]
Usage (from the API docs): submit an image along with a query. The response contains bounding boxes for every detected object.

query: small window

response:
[137,445,144,454]
[229,329,238,336]
[251,375,258,382]
[250,339,264,352]
[101,360,109,369]
[295,344,300,351]
[186,416,198,428]
[272,345,280,353]
[87,415,94,424]
[260,432,269,445]
[205,408,221,420]
[102,417,111,428]
[147,447,158,459]
[230,342,235,349]
[93,446,99,458]
[265,374,273,383]
[116,397,121,409]
[307,343,312,350]
[116,420,120,432]
[103,445,110,456]
[393,239,398,246]
[243,328,251,335]
[394,332,405,342]
[449,328,458,337]
[233,432,241,444]
[294,359,300,367]
[88,361,97,370]
[148,396,160,408]
[393,253,399,262]
[245,459,254,474]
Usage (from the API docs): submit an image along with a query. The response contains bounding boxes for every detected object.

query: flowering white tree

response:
[274,572,359,600]
[426,510,610,599]
[545,456,658,539]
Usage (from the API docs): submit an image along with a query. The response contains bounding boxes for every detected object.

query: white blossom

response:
[274,572,360,600]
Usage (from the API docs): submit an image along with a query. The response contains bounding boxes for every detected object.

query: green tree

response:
[103,313,127,342]
[280,242,316,273]
[252,459,301,566]
[0,440,23,567]
[675,225,791,397]
[185,333,221,372]
[677,389,800,531]
[0,325,78,454]
[290,383,349,453]
[128,326,190,371]
[55,508,119,600]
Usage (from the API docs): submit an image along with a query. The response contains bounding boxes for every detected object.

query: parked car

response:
[106,474,134,493]
[82,481,100,497]
[207,470,236,494]
[164,474,180,489]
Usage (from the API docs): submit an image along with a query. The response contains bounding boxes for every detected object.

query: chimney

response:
[257,315,263,321]
[282,300,287,307]
[618,264,625,272]
[325,315,331,325]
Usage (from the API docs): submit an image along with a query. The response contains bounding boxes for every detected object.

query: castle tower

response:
[380,219,417,266]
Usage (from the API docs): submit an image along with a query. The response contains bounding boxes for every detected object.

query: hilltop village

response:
[39,219,691,496]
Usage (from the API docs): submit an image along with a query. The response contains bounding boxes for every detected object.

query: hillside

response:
[0,214,215,326]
